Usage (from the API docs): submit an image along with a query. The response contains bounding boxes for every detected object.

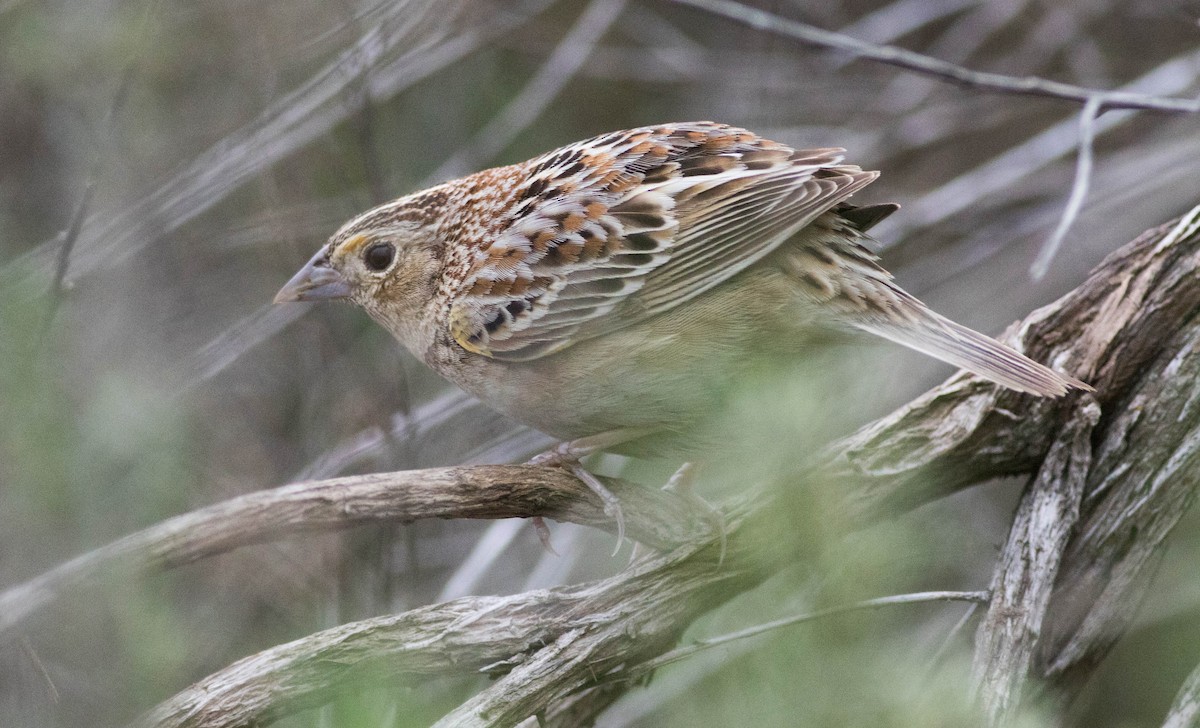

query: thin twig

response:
[896,48,1200,237]
[924,600,983,677]
[10,0,548,285]
[20,637,60,705]
[869,0,1033,121]
[42,0,160,329]
[831,0,984,74]
[618,590,991,680]
[40,178,95,333]
[428,0,630,182]
[672,0,1200,113]
[1030,96,1102,279]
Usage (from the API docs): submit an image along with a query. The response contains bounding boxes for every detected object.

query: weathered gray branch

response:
[8,206,1200,726]
[971,399,1099,725]
[1163,660,1200,728]
[829,206,1200,719]
[136,511,755,728]
[0,466,711,643]
[826,207,1200,524]
[1042,271,1200,686]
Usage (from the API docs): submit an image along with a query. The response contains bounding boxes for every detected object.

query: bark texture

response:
[8,208,1200,727]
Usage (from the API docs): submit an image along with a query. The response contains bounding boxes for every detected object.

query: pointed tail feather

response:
[780,219,1091,396]
[852,306,1092,397]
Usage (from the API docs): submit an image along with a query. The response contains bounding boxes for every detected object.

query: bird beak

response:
[273,249,352,303]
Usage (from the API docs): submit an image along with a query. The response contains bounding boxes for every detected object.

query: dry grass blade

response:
[9,0,543,283]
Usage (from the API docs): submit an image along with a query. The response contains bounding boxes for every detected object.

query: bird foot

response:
[529,437,630,555]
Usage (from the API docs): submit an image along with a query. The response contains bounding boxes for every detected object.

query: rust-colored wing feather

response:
[446,122,875,360]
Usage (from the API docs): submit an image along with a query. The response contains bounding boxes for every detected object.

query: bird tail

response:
[850,299,1092,397]
[780,218,1091,397]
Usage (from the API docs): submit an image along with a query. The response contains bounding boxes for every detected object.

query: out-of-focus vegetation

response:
[2,1,1200,726]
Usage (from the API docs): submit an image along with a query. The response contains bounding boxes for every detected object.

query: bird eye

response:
[363,242,395,271]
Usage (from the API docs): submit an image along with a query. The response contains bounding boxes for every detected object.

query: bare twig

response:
[870,0,1026,113]
[672,0,1200,113]
[834,0,982,64]
[1030,96,1102,280]
[428,0,630,181]
[41,1,152,326]
[19,638,59,705]
[11,0,547,283]
[623,590,991,680]
[40,178,95,332]
[926,601,984,677]
[897,48,1200,237]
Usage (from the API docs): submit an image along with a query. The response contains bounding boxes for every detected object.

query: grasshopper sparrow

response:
[276,122,1090,526]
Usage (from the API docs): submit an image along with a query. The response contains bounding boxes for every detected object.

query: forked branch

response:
[7,207,1200,727]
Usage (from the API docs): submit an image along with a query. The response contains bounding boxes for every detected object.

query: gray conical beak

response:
[273,249,352,303]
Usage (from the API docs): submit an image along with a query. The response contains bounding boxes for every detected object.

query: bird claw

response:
[529,441,627,556]
[568,461,626,556]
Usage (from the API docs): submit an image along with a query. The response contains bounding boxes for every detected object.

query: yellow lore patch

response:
[338,232,373,257]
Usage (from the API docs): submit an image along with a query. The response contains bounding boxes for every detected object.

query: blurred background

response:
[2,1,1200,726]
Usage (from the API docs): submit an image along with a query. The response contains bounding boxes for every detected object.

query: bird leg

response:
[663,462,727,565]
[528,428,648,554]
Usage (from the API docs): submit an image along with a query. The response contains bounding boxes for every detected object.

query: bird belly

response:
[439,269,819,450]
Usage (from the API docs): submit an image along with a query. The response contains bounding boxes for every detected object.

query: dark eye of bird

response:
[364,242,395,271]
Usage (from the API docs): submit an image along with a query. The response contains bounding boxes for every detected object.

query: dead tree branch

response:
[1031,95,1102,279]
[825,206,1200,524]
[7,206,1200,726]
[0,467,712,644]
[970,399,1100,725]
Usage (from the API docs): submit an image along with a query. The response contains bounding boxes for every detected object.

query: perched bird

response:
[276,122,1090,524]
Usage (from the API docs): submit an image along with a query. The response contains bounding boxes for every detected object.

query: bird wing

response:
[447,122,877,361]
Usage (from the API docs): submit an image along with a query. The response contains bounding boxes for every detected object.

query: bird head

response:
[274,206,445,351]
